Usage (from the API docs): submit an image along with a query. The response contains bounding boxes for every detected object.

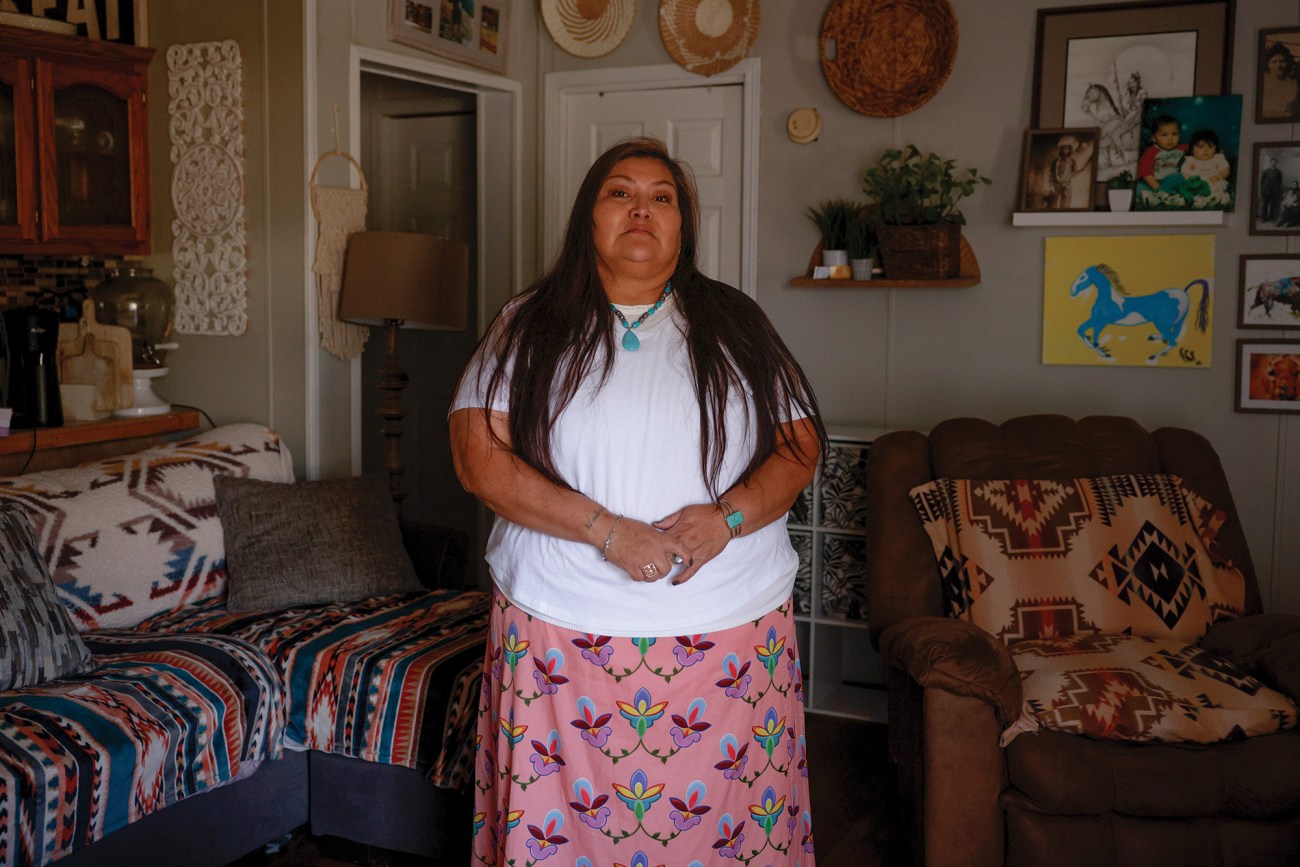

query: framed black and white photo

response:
[1249,141,1300,234]
[1236,339,1300,412]
[1256,27,1300,124]
[388,0,508,74]
[1031,1,1234,184]
[1238,255,1300,328]
[1019,128,1100,211]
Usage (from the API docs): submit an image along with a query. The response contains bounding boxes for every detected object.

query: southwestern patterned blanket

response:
[0,632,284,867]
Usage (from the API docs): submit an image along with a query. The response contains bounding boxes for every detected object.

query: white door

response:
[552,80,745,289]
[373,109,476,247]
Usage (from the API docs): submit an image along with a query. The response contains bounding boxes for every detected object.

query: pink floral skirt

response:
[472,588,816,866]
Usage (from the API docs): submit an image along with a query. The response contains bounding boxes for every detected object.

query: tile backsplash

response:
[0,254,138,316]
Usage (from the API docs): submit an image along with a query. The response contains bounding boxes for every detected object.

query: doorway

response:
[357,73,480,565]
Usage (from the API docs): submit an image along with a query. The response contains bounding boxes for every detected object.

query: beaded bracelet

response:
[601,514,624,561]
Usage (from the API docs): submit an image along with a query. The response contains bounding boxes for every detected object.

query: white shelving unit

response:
[787,425,891,722]
[1011,210,1226,227]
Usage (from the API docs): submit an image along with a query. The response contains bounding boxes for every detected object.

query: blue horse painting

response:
[1069,264,1210,362]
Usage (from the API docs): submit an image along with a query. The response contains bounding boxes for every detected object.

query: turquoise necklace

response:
[610,281,672,351]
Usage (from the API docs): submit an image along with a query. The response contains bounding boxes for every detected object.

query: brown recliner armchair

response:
[863,415,1300,867]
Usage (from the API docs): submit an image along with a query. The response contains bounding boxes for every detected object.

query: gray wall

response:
[537,0,1300,615]
[146,0,308,476]
[155,0,1298,614]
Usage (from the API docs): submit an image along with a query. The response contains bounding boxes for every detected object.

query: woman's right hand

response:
[602,516,691,585]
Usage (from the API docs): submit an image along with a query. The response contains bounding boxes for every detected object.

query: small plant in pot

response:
[860,145,990,279]
[845,213,877,281]
[804,198,861,271]
[1107,169,1135,212]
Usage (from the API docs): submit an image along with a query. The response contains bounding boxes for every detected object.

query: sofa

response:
[0,423,490,867]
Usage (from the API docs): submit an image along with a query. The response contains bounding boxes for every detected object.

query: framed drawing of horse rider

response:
[1020,128,1100,211]
[1238,255,1300,328]
[1032,1,1234,194]
[1235,339,1300,412]
[1043,234,1215,369]
[1257,27,1300,124]
[1250,142,1300,235]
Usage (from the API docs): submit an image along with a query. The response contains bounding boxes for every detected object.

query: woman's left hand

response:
[653,504,730,585]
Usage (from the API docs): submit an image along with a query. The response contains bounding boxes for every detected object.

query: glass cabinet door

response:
[0,57,35,240]
[53,83,130,227]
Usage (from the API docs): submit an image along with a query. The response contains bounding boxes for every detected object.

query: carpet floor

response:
[234,712,906,866]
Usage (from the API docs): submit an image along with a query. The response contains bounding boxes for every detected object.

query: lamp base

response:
[113,367,172,417]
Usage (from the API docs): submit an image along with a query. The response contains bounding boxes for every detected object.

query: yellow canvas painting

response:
[1043,234,1215,367]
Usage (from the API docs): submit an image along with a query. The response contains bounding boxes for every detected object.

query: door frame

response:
[332,45,522,474]
[543,60,761,297]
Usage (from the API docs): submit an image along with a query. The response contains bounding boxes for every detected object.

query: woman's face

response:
[591,157,682,286]
[1269,52,1289,79]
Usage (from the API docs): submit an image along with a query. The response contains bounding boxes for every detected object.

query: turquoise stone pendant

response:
[611,281,671,351]
[621,329,641,351]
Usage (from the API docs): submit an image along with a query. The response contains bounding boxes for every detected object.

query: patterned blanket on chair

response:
[0,632,285,867]
[140,589,491,790]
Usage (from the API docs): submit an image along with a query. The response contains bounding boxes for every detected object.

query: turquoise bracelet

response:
[717,498,743,539]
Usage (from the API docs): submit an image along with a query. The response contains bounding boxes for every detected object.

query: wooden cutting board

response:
[57,299,133,413]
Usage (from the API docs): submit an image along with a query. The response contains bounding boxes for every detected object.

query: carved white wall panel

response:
[168,40,248,337]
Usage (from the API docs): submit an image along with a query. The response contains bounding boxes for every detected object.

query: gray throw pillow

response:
[215,474,423,613]
[0,505,94,690]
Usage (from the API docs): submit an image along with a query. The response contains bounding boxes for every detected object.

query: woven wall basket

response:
[659,0,761,77]
[541,0,636,59]
[819,0,958,118]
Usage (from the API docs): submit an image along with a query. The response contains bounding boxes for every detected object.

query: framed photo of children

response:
[1235,339,1300,412]
[1031,0,1233,185]
[1256,27,1300,124]
[1238,255,1300,328]
[1019,128,1100,211]
[1133,94,1241,212]
[1249,142,1300,235]
[387,0,508,73]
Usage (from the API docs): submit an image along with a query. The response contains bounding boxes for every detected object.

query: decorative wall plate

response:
[540,0,636,58]
[819,0,958,118]
[659,0,760,77]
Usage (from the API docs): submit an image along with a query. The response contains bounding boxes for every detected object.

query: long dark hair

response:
[470,137,827,494]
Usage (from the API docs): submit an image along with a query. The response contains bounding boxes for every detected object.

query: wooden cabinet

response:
[0,25,153,254]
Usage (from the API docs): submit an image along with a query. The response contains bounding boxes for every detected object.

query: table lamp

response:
[339,231,469,506]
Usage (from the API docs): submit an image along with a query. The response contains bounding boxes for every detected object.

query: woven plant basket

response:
[876,223,961,279]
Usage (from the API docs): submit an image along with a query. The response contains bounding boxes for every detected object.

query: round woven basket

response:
[659,0,761,77]
[541,0,636,59]
[819,0,958,118]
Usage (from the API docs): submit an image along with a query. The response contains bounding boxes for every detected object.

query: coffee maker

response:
[1,307,63,428]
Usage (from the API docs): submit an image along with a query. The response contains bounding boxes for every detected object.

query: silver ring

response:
[641,563,659,579]
[670,553,684,565]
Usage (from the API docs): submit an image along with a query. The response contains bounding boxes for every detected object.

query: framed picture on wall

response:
[1031,0,1233,185]
[1238,255,1300,328]
[387,0,508,74]
[1132,94,1241,212]
[1019,128,1100,211]
[1249,141,1300,234]
[1256,27,1300,124]
[1235,339,1300,412]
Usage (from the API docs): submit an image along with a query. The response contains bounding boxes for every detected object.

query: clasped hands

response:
[604,502,732,586]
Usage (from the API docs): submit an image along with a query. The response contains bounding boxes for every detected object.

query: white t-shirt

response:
[450,293,801,636]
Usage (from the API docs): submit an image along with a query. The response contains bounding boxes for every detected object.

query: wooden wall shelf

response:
[790,233,981,288]
[0,409,202,475]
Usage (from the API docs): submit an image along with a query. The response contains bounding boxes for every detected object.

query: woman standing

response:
[451,137,826,865]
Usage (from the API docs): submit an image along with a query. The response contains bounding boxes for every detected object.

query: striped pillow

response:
[0,506,93,690]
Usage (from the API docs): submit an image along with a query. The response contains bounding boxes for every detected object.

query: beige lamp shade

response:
[339,231,469,331]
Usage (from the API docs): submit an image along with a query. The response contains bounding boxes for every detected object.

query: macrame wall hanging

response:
[168,40,249,336]
[310,105,370,361]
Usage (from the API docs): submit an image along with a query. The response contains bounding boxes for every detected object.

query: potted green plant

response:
[845,212,877,281]
[804,199,860,270]
[860,145,990,279]
[1107,169,1135,213]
